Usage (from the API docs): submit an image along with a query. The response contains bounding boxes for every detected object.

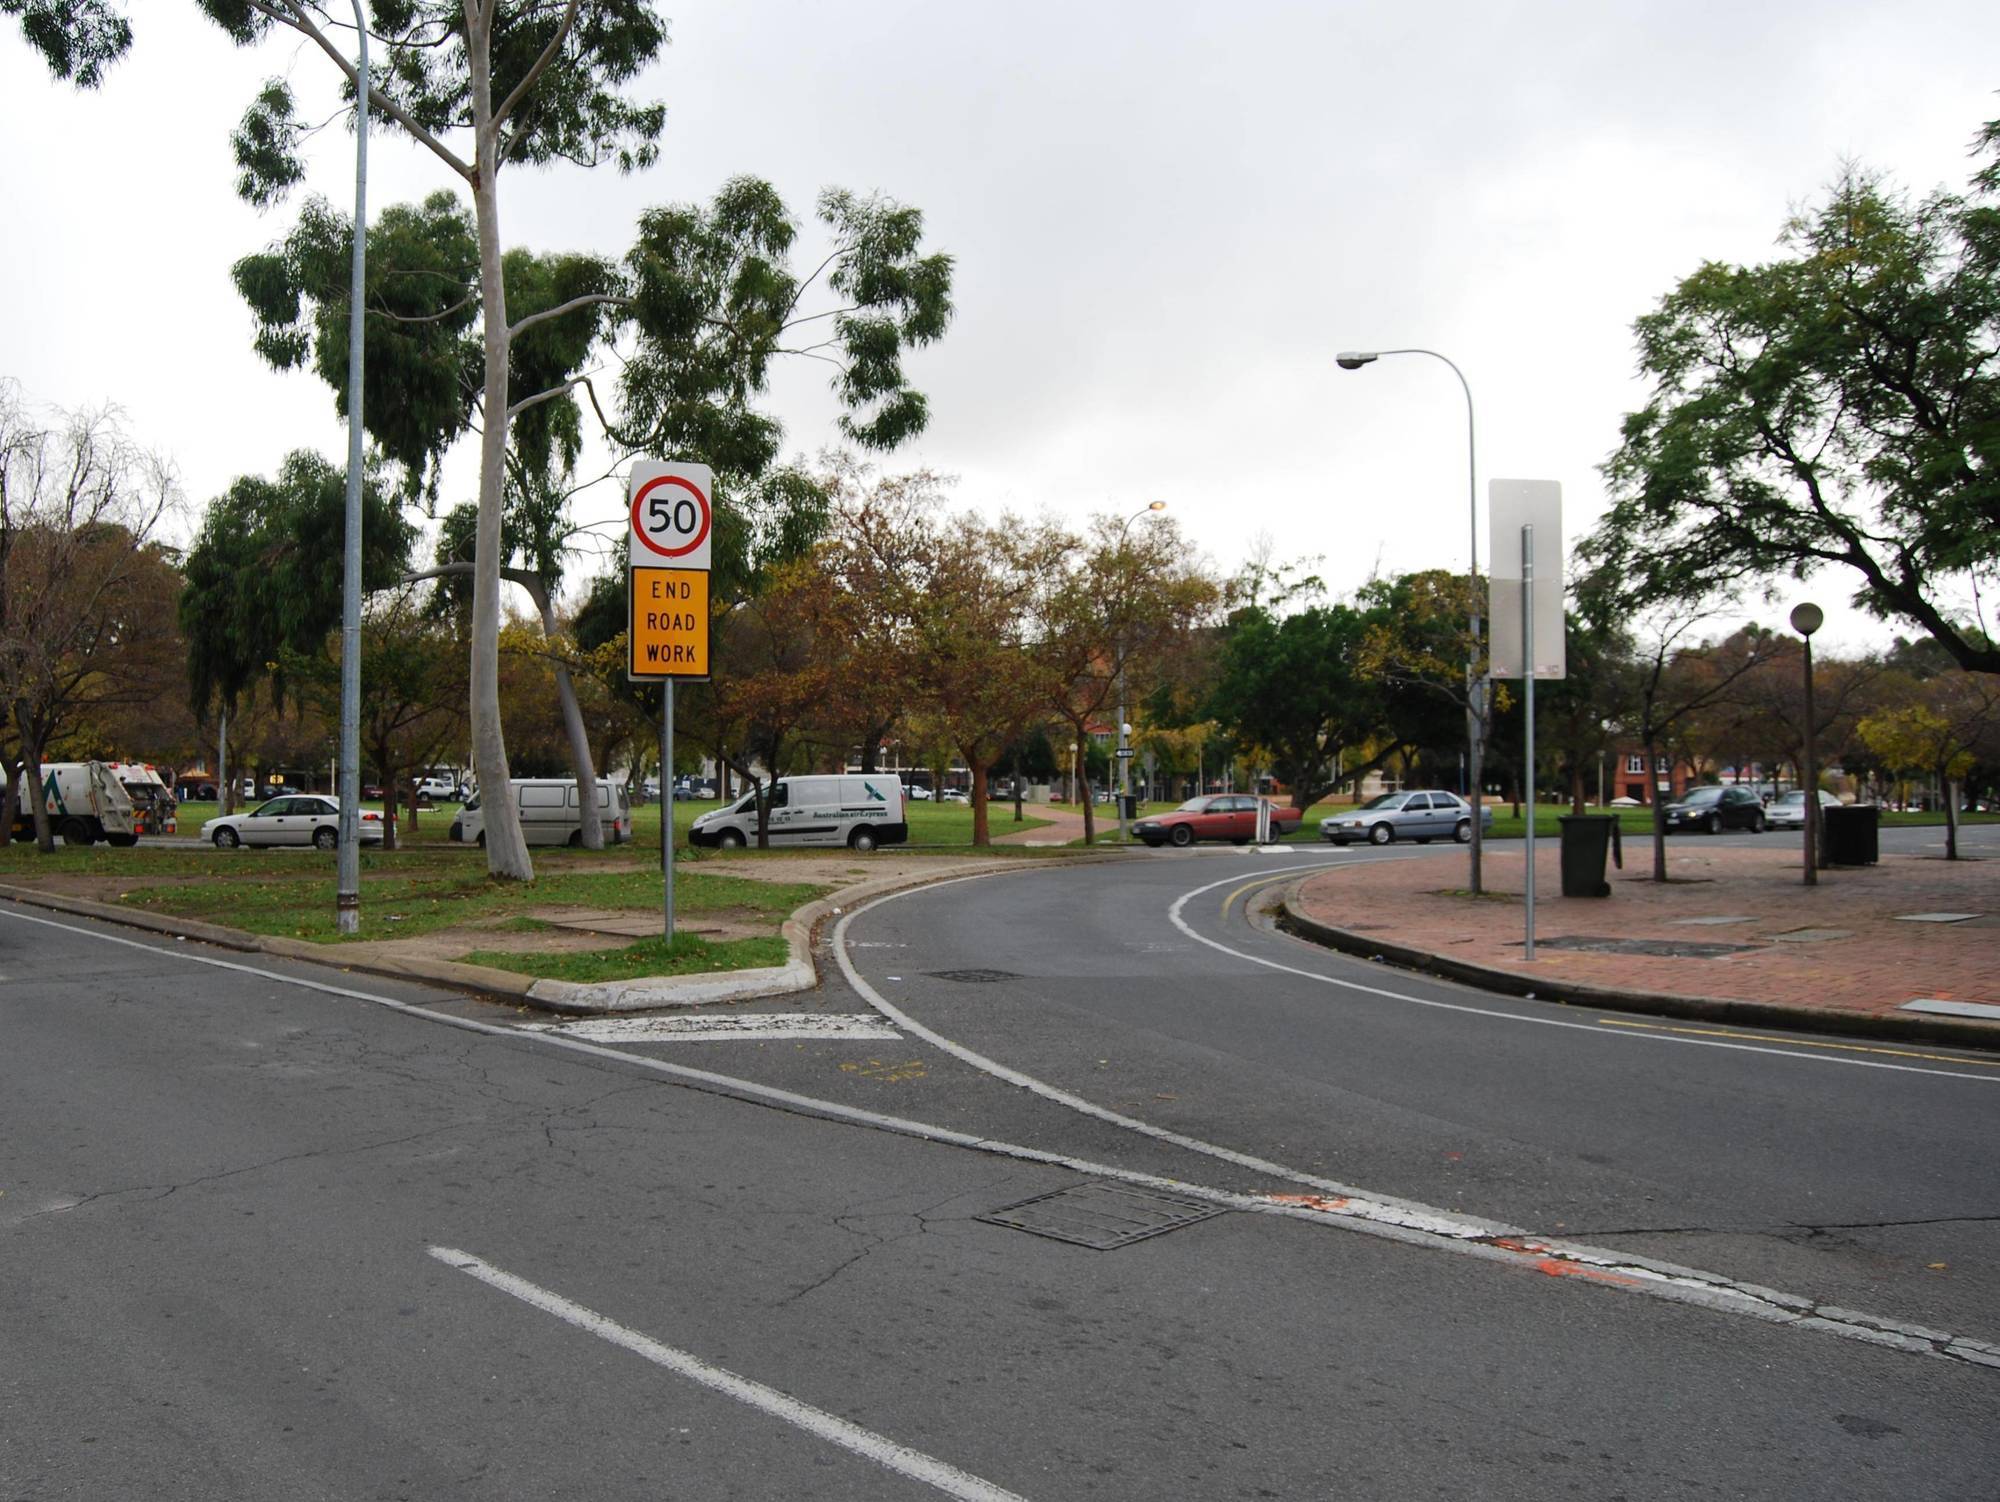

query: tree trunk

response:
[525,575,602,849]
[1569,764,1586,815]
[466,26,531,881]
[0,759,19,844]
[970,760,991,846]
[14,709,53,853]
[1644,733,1668,881]
[1943,773,1960,860]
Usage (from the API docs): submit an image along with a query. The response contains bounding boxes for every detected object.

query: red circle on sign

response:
[631,474,712,559]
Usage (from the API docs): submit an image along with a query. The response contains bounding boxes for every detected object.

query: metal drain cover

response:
[927,968,1019,983]
[1527,935,1763,958]
[976,1182,1224,1249]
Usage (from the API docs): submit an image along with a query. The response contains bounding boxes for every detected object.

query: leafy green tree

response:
[5,0,130,87]
[1584,116,2000,674]
[1859,672,2000,859]
[180,452,415,809]
[1207,598,1383,813]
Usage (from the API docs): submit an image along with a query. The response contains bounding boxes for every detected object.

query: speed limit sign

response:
[628,461,713,570]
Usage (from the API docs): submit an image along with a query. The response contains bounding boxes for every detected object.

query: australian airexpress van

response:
[689,774,906,852]
[451,778,632,847]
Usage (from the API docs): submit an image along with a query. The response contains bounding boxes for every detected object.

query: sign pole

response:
[663,679,675,942]
[1522,522,1536,961]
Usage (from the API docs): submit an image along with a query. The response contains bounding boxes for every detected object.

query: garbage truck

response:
[9,761,143,846]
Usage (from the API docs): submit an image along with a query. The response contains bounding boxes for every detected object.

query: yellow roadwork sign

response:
[629,567,710,679]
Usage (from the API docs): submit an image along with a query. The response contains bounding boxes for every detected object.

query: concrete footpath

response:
[1282,838,2000,1049]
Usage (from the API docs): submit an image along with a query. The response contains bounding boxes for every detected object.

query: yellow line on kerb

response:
[1220,872,1296,922]
[1596,1017,2000,1068]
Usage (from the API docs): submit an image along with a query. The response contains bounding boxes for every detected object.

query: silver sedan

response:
[1320,790,1493,846]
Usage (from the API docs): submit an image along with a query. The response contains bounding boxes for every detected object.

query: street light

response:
[1790,601,1823,887]
[1335,348,1486,893]
[336,1,370,934]
[1114,500,1167,843]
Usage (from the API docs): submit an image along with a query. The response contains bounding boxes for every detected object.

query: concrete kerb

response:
[0,852,1121,1015]
[1270,886,2000,1054]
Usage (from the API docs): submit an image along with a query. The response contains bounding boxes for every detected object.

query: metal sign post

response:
[1488,480,1565,964]
[627,461,714,946]
[1521,523,1536,961]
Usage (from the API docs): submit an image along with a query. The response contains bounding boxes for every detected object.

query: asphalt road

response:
[3,826,1997,1498]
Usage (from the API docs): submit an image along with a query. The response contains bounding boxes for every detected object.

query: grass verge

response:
[459,933,791,984]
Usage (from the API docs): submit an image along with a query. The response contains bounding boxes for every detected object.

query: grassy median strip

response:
[459,933,792,984]
[114,864,828,945]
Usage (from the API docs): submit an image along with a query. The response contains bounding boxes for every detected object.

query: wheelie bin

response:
[1558,814,1622,897]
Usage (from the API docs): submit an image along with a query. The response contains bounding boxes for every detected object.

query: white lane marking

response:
[525,1013,901,1043]
[1169,869,2000,1084]
[12,904,2000,1372]
[429,1247,1029,1501]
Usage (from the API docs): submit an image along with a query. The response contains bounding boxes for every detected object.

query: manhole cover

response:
[1527,935,1763,958]
[976,1182,1224,1250]
[927,969,1019,983]
[1768,928,1854,944]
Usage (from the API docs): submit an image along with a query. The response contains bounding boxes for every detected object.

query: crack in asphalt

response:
[1572,1213,2000,1239]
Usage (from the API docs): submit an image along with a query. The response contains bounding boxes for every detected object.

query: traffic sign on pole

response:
[629,461,714,571]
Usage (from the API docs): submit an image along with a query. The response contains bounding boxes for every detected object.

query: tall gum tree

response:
[204,0,671,880]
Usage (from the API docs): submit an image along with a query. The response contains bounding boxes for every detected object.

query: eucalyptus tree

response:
[1584,113,2000,675]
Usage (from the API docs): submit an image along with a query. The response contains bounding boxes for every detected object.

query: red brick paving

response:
[1289,839,2000,1040]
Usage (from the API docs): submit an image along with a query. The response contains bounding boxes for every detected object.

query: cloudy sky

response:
[4,2,1996,651]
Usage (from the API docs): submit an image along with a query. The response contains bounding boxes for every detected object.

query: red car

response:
[1133,795,1303,847]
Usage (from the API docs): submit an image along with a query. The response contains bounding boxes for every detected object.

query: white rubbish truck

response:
[9,761,143,846]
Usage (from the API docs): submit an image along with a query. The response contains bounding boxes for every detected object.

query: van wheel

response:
[61,818,94,846]
[719,829,746,850]
[475,831,485,848]
[849,828,878,853]
[568,831,583,848]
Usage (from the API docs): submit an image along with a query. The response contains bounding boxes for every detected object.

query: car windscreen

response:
[1175,798,1210,812]
[1357,794,1401,810]
[1680,787,1723,804]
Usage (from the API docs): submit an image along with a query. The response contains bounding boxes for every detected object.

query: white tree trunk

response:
[525,576,603,848]
[467,20,531,880]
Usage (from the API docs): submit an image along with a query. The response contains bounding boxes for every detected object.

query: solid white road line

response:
[10,903,1999,1372]
[1165,866,2000,1084]
[429,1247,1029,1501]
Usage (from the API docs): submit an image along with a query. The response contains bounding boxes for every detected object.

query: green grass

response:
[459,932,791,984]
[116,863,827,944]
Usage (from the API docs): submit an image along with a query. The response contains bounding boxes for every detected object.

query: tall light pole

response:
[1113,501,1166,843]
[1790,602,1823,887]
[336,2,370,935]
[1336,348,1485,893]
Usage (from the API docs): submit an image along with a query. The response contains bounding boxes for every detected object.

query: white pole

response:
[663,680,675,941]
[1522,522,1536,961]
[335,1,370,934]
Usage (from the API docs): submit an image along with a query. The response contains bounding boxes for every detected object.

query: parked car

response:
[938,788,969,804]
[1664,784,1767,834]
[905,783,933,801]
[1764,788,1841,830]
[1134,795,1303,848]
[204,795,383,850]
[1319,790,1492,846]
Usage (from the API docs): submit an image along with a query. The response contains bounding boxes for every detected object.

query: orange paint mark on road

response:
[1532,1258,1642,1287]
[1265,1193,1352,1212]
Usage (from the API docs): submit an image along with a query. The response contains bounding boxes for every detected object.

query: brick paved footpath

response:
[1286,839,2000,1045]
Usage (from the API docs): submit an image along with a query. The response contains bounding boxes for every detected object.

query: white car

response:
[938,788,969,804]
[1764,789,1841,830]
[905,784,933,801]
[204,795,383,850]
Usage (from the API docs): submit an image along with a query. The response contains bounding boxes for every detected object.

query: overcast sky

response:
[4,2,1996,653]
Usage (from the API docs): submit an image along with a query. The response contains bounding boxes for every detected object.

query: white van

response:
[451,778,632,847]
[689,774,906,852]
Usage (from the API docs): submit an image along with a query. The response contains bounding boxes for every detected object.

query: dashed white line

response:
[429,1247,1029,1500]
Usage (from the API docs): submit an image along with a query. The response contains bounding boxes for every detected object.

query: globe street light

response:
[1336,348,1485,893]
[1790,601,1823,887]
[1114,501,1167,843]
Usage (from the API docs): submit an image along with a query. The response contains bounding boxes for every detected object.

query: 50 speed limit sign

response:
[628,461,713,570]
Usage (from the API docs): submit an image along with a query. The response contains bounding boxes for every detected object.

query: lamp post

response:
[1336,349,1485,893]
[336,1,370,934]
[1790,602,1823,886]
[1113,501,1167,843]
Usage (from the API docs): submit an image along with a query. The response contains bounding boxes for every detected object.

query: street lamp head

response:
[1147,500,1167,512]
[1335,351,1379,370]
[1789,602,1824,638]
